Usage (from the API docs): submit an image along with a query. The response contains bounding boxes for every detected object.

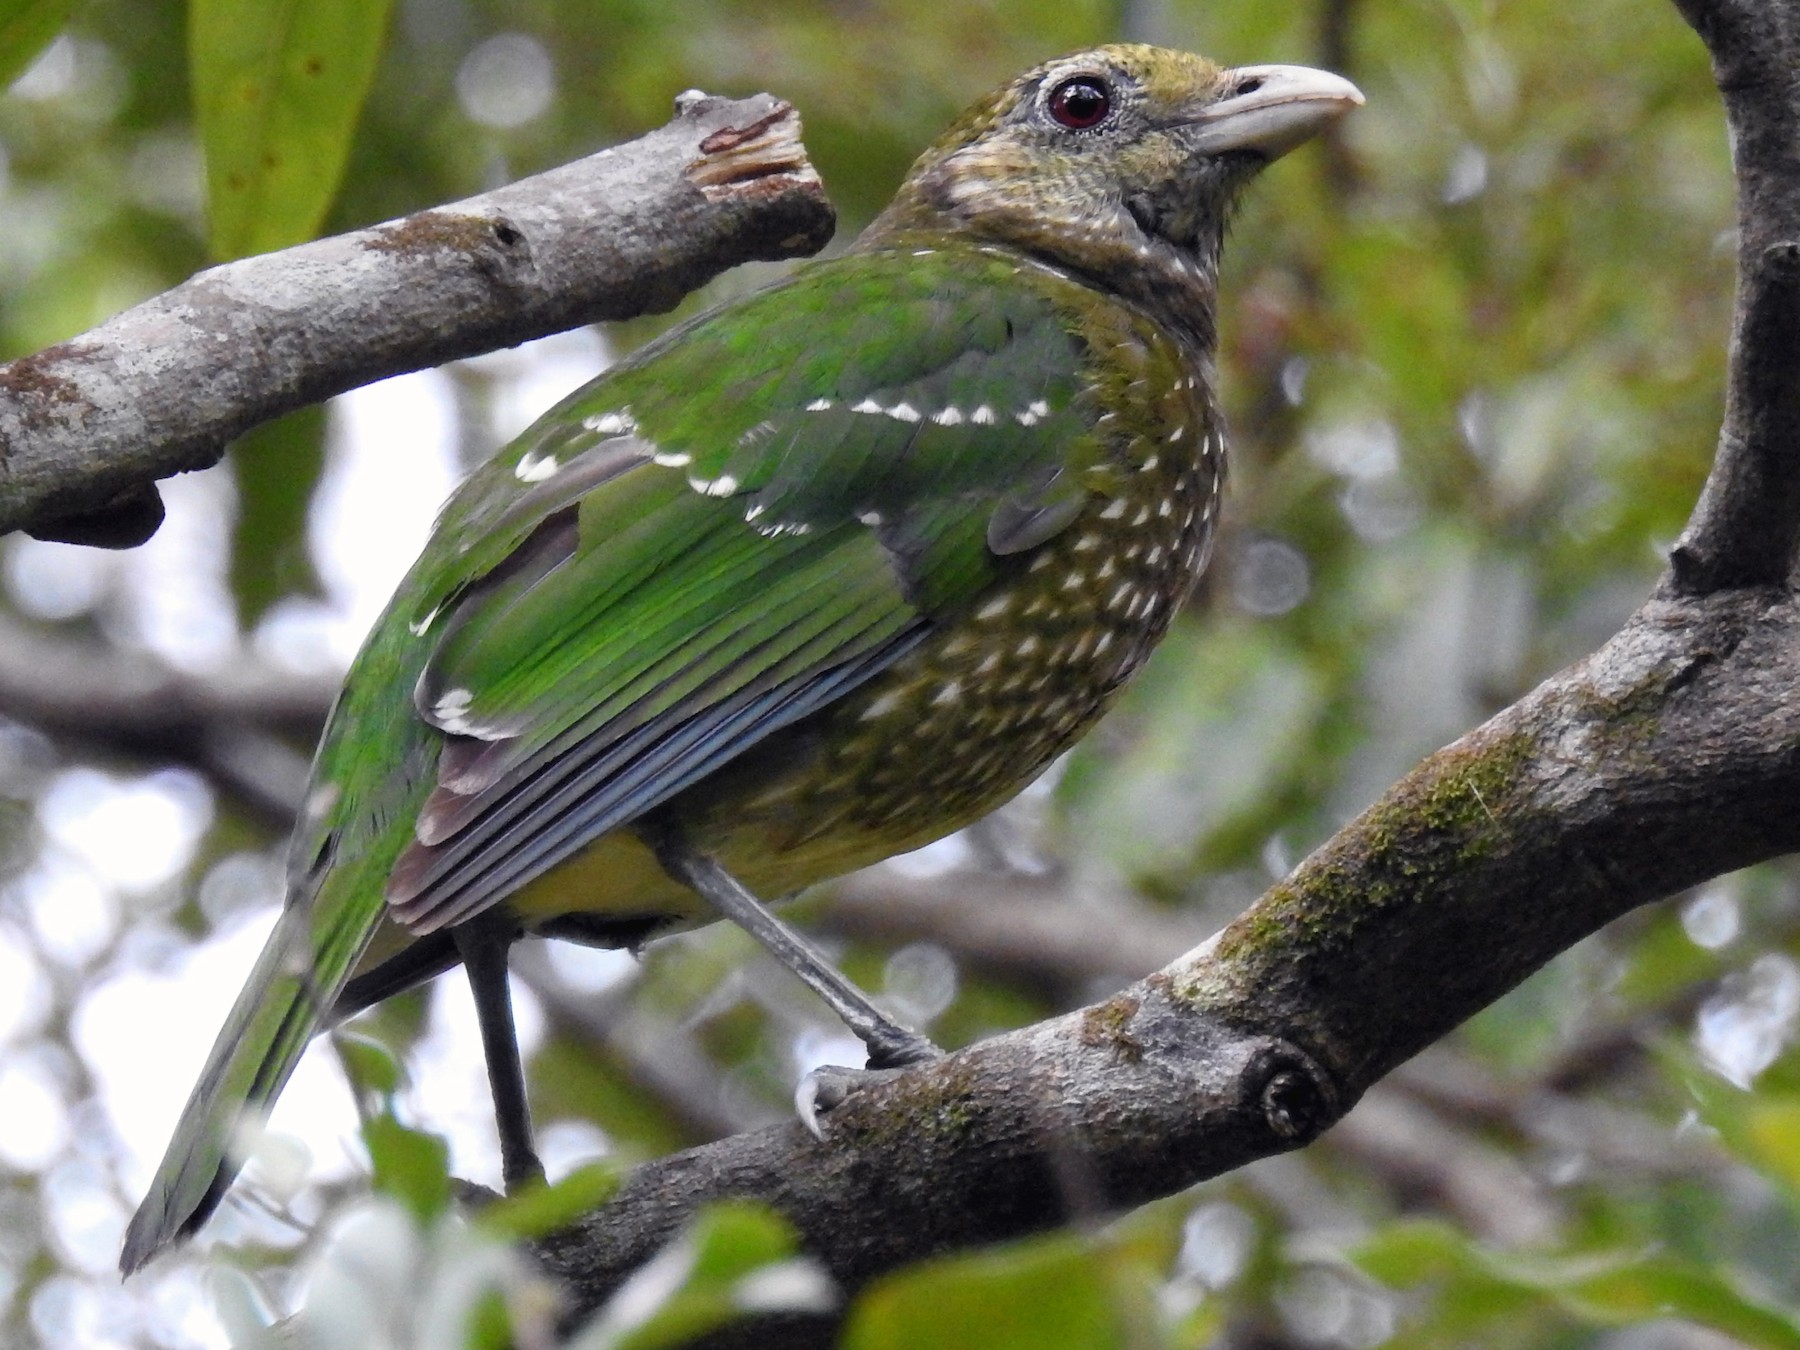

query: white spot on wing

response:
[976,596,1011,620]
[887,401,921,423]
[433,687,497,737]
[435,688,472,720]
[932,406,964,426]
[806,397,835,412]
[585,408,637,436]
[1100,499,1127,520]
[514,449,559,482]
[972,405,997,425]
[751,519,814,538]
[689,473,740,497]
[653,449,692,468]
[408,605,441,637]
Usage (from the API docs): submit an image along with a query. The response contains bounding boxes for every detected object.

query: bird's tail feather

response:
[119,886,373,1274]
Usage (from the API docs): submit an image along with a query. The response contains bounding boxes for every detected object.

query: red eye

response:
[1047,76,1111,130]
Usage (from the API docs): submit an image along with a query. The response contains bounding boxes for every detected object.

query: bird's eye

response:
[1047,76,1112,130]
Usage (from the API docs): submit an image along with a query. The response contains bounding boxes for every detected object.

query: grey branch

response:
[0,92,834,546]
[5,11,1791,1343]
[523,3,1800,1339]
[821,869,1203,993]
[1669,0,1800,588]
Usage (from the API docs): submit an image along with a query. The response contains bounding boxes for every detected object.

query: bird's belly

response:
[684,458,1222,868]
[470,433,1220,939]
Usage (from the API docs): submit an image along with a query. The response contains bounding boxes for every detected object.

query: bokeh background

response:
[5,0,1800,1346]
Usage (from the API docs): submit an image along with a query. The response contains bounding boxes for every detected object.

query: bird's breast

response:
[703,373,1226,865]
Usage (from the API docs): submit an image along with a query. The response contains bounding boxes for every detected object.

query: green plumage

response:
[123,44,1360,1273]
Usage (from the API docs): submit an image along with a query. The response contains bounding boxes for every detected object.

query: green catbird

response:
[122,43,1360,1273]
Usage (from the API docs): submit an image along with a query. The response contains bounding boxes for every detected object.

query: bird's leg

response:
[645,825,942,1070]
[451,912,544,1191]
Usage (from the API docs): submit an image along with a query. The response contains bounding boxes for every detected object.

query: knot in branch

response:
[1244,1042,1338,1146]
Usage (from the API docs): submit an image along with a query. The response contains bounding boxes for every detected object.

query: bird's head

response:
[862,44,1362,342]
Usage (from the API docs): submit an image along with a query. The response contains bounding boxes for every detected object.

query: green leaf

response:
[843,1230,1135,1350]
[332,1029,407,1104]
[0,0,76,91]
[569,1201,833,1350]
[1745,1098,1800,1199]
[1677,1052,1800,1214]
[1357,1220,1800,1350]
[189,0,395,259]
[228,405,326,628]
[362,1112,452,1226]
[478,1161,622,1243]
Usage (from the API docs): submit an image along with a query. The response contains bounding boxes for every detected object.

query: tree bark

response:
[0,92,834,547]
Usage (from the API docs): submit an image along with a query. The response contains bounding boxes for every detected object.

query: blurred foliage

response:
[226,407,327,627]
[3,0,1799,1347]
[0,0,79,91]
[189,0,395,259]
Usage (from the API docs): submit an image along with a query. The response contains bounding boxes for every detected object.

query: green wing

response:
[380,245,1104,931]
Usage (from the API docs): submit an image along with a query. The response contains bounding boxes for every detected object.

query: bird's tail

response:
[119,885,374,1274]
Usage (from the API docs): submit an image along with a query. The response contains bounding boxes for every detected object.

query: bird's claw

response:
[795,1063,918,1139]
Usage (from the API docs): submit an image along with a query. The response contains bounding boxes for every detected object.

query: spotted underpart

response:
[727,301,1226,850]
[807,430,1219,836]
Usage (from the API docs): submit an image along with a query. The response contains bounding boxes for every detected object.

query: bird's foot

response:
[794,1034,942,1140]
[796,1064,905,1138]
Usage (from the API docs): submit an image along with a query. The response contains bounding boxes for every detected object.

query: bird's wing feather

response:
[374,248,1104,932]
